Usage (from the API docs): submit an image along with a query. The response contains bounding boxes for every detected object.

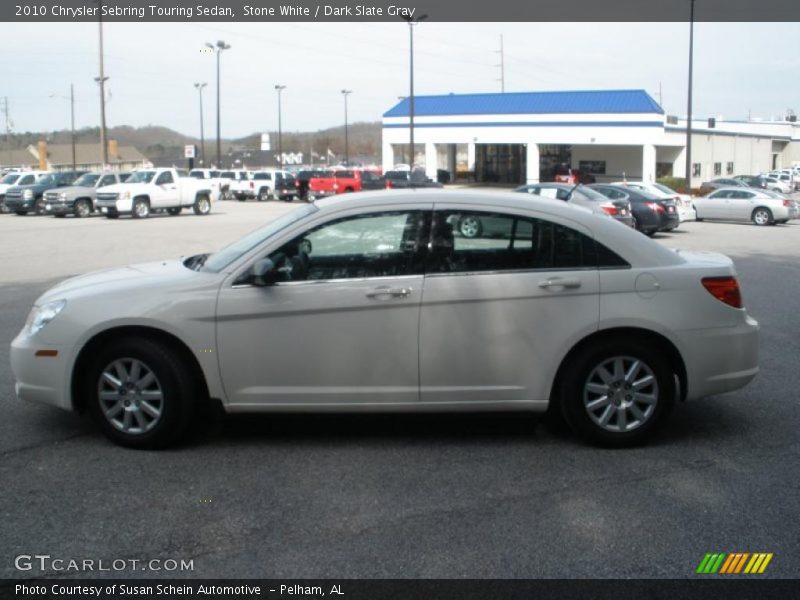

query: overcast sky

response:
[1,22,799,139]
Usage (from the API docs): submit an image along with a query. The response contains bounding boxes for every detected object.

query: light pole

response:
[94,0,109,166]
[206,40,230,168]
[50,85,77,172]
[275,85,286,169]
[341,89,352,165]
[685,0,695,191]
[194,83,207,166]
[402,13,427,168]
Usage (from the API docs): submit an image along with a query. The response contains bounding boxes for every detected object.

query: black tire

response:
[74,199,92,218]
[193,194,211,216]
[558,339,675,447]
[167,207,182,216]
[132,198,150,219]
[283,196,293,203]
[15,211,28,216]
[751,207,772,226]
[458,215,483,238]
[54,213,66,218]
[105,213,119,219]
[84,337,196,449]
[644,229,656,237]
[257,189,270,202]
[695,217,704,222]
[34,198,46,215]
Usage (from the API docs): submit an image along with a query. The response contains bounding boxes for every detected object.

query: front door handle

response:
[366,286,412,299]
[538,277,582,289]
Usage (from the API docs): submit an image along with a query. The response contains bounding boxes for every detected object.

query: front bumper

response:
[4,197,34,211]
[678,314,760,401]
[10,330,73,411]
[44,200,75,214]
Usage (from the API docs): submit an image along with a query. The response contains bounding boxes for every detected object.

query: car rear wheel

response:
[458,215,483,238]
[193,195,211,215]
[258,189,270,202]
[132,198,150,219]
[85,337,196,449]
[559,339,675,447]
[751,207,772,226]
[74,199,92,218]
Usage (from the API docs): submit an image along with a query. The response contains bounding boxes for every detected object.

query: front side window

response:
[431,210,626,274]
[156,172,174,185]
[268,211,428,282]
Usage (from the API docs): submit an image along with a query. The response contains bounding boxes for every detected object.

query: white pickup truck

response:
[95,168,215,219]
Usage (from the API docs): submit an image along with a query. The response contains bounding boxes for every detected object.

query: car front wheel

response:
[559,339,675,447]
[85,337,196,448]
[193,195,211,215]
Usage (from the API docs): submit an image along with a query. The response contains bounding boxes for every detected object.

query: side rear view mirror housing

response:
[252,258,278,287]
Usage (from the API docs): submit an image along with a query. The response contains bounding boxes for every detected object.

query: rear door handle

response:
[538,277,582,289]
[366,286,412,299]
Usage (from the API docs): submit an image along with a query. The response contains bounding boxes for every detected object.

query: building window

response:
[726,161,734,175]
[713,162,722,176]
[578,160,606,175]
[692,163,701,177]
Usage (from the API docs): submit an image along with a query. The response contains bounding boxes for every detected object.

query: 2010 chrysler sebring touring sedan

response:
[10,191,759,449]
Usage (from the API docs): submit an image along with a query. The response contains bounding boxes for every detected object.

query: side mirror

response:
[252,258,278,287]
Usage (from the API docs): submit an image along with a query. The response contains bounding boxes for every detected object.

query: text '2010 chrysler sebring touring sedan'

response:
[10,191,759,448]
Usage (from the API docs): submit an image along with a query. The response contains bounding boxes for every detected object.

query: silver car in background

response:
[694,187,797,225]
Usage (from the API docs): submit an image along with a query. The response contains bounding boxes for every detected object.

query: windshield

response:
[73,173,101,187]
[189,171,205,179]
[652,183,676,195]
[1,173,20,185]
[125,171,156,184]
[201,204,318,273]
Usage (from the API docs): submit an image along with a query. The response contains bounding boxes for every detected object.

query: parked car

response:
[188,169,226,200]
[307,169,386,199]
[733,175,767,190]
[10,190,759,449]
[294,169,327,201]
[94,168,214,219]
[250,170,298,202]
[701,178,747,191]
[611,182,696,222]
[760,176,793,194]
[384,168,443,189]
[0,171,47,213]
[4,170,88,215]
[767,171,799,191]
[218,169,252,200]
[514,182,634,230]
[43,171,130,218]
[589,184,680,236]
[694,187,796,225]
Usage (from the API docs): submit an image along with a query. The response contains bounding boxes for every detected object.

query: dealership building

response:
[381,89,800,186]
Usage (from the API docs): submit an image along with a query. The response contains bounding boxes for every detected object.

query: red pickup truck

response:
[307,169,384,199]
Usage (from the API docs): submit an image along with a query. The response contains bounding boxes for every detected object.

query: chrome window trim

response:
[231,274,421,290]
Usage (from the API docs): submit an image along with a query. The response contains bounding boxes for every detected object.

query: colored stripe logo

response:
[697,552,773,574]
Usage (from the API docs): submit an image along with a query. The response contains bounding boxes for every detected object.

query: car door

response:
[153,171,177,207]
[418,206,600,406]
[215,205,432,408]
[731,190,758,220]
[701,190,728,218]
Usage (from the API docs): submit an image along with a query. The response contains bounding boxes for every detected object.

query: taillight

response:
[249,181,254,189]
[646,201,665,213]
[783,199,791,207]
[333,182,339,191]
[600,203,618,216]
[702,276,743,308]
[385,180,393,189]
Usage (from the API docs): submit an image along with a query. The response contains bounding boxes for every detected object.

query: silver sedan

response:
[694,187,796,225]
[11,190,759,449]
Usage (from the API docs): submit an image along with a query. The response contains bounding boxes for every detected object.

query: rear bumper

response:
[678,315,760,401]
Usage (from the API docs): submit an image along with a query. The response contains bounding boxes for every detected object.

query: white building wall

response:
[570,146,644,182]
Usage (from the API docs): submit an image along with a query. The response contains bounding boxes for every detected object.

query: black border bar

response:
[2,0,799,22]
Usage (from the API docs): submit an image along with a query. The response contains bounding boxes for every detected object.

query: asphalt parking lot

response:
[1,196,799,579]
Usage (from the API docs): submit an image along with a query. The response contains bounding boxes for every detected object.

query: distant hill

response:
[4,122,383,165]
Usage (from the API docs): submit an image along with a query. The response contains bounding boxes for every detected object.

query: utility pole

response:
[402,13,428,168]
[275,84,286,169]
[1,97,10,168]
[497,34,505,93]
[684,0,695,190]
[341,89,352,165]
[69,85,76,171]
[207,40,231,168]
[95,0,109,167]
[194,83,207,166]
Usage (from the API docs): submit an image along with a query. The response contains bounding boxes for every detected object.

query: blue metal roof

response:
[383,90,664,118]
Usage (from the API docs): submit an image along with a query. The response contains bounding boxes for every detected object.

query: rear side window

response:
[429,210,628,274]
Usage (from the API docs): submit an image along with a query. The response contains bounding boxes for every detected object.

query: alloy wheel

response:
[97,358,164,435]
[459,216,482,238]
[583,355,658,433]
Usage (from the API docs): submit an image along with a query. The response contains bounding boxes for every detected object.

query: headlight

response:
[59,192,67,200]
[121,191,131,200]
[26,299,67,336]
[23,189,33,199]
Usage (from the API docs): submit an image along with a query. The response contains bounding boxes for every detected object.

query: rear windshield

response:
[573,185,609,202]
[335,170,354,178]
[189,170,205,179]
